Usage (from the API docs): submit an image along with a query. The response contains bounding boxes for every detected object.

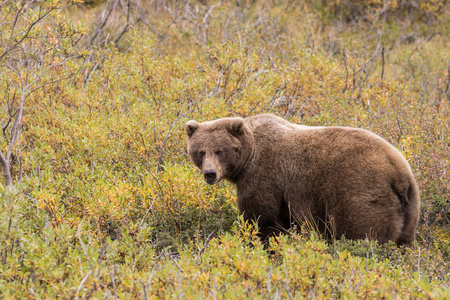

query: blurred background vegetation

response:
[0,0,449,298]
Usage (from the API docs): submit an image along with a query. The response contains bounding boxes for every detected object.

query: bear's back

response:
[243,114,413,188]
[245,114,400,157]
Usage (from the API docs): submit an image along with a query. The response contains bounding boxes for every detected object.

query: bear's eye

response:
[214,150,223,155]
[233,147,240,153]
[199,150,206,158]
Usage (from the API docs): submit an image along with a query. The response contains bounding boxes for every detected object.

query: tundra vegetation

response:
[0,0,449,298]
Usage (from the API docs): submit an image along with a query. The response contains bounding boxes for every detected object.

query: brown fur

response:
[185,114,420,246]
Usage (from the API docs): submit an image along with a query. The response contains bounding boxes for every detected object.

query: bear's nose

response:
[204,170,217,184]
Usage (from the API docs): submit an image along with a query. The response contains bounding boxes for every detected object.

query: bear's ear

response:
[227,118,245,136]
[185,120,199,138]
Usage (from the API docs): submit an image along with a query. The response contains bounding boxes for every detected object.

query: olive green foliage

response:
[0,0,449,298]
[0,0,85,187]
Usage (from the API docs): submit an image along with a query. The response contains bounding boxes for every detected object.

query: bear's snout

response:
[203,169,217,184]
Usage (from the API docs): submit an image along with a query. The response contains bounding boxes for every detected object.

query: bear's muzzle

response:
[203,169,217,184]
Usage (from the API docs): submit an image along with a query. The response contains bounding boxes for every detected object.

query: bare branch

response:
[25,72,76,100]
[76,270,93,299]
[89,0,120,45]
[0,2,81,187]
[0,7,56,62]
[195,231,216,265]
[0,151,12,187]
[342,49,349,93]
[381,46,385,80]
[445,61,450,102]
[114,0,132,45]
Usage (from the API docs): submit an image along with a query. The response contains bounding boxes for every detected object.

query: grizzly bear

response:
[185,114,420,246]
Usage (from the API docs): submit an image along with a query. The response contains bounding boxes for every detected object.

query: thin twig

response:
[76,270,93,300]
[89,0,120,45]
[139,196,157,228]
[247,80,289,116]
[141,279,149,300]
[342,49,349,93]
[145,262,159,291]
[282,280,293,300]
[0,7,55,62]
[417,246,421,280]
[114,0,132,45]
[109,265,118,299]
[195,231,216,265]
[444,61,450,101]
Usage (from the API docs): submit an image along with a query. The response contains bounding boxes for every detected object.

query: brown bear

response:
[185,114,420,246]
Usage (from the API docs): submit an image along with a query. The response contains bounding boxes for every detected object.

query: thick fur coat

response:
[185,114,420,246]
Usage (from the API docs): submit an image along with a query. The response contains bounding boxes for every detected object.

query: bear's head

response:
[185,117,254,185]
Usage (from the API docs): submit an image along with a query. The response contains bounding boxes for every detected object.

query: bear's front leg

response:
[256,216,283,242]
[238,193,289,242]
